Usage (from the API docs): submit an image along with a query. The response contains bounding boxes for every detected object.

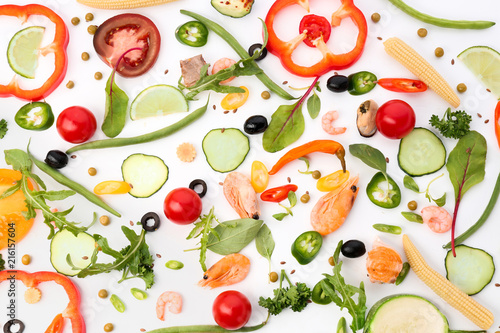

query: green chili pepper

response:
[15,102,54,131]
[130,288,148,300]
[291,231,323,265]
[175,21,209,47]
[347,71,377,95]
[387,0,495,29]
[110,294,126,313]
[311,279,333,305]
[395,262,410,285]
[180,10,295,100]
[366,172,401,208]
[336,317,347,333]
[373,223,402,235]
[165,260,184,270]
[67,99,208,153]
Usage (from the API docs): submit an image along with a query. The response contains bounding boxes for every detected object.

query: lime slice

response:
[7,26,45,79]
[458,46,500,99]
[130,85,188,120]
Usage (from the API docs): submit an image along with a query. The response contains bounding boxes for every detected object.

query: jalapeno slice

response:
[347,71,377,95]
[366,172,401,208]
[175,21,209,47]
[15,102,54,131]
[311,278,333,305]
[291,231,323,265]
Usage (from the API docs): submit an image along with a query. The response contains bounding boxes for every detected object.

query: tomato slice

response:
[377,78,427,93]
[250,161,269,193]
[316,170,349,192]
[221,86,249,110]
[94,181,132,195]
[299,14,331,48]
[93,14,161,78]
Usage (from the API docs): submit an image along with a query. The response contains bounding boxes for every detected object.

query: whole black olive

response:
[45,150,69,169]
[244,115,268,134]
[326,75,349,93]
[341,240,366,258]
[248,43,268,61]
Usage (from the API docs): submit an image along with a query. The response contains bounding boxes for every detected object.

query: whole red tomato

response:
[56,106,97,143]
[375,99,416,139]
[163,188,202,225]
[212,290,252,330]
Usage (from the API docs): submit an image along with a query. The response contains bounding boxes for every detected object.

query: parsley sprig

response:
[429,108,472,139]
[186,207,219,271]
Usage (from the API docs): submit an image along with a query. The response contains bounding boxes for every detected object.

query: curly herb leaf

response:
[0,119,7,139]
[429,108,472,139]
[0,254,5,271]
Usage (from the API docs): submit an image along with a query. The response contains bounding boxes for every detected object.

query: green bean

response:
[29,152,121,217]
[130,288,148,300]
[448,330,486,333]
[67,99,208,154]
[443,171,500,249]
[373,223,402,235]
[336,317,347,333]
[180,10,295,100]
[165,260,184,270]
[395,262,410,285]
[110,294,125,313]
[146,321,267,333]
[387,0,495,29]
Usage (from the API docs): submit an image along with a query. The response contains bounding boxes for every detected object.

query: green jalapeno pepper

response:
[311,278,333,305]
[366,172,401,208]
[15,102,54,131]
[291,231,323,265]
[175,21,209,47]
[347,71,377,95]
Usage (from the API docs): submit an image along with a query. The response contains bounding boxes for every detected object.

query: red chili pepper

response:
[0,4,69,101]
[265,0,367,77]
[495,101,500,148]
[0,270,85,333]
[261,184,298,202]
[377,78,427,93]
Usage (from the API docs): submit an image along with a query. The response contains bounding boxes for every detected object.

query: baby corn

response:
[76,0,178,9]
[402,234,494,330]
[384,37,460,108]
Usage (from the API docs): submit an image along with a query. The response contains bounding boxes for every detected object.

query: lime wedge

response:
[7,26,45,79]
[130,85,188,120]
[458,46,500,99]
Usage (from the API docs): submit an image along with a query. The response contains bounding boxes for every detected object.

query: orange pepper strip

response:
[495,101,500,149]
[268,140,346,175]
[45,313,65,333]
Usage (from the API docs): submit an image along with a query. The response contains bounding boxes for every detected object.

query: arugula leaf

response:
[0,119,7,139]
[0,254,5,271]
[102,70,129,138]
[255,224,275,273]
[307,91,321,119]
[401,212,423,223]
[186,207,219,271]
[429,108,472,139]
[206,218,263,255]
[403,175,419,192]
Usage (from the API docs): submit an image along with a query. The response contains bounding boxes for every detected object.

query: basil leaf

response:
[102,73,129,138]
[207,218,263,255]
[433,192,447,207]
[307,92,320,119]
[403,175,419,192]
[401,212,423,223]
[263,102,305,153]
[255,224,275,264]
[349,144,387,174]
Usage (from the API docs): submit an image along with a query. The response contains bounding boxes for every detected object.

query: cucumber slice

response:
[50,229,96,276]
[398,127,446,177]
[211,0,254,18]
[445,245,495,295]
[122,153,169,198]
[364,294,449,333]
[202,128,249,173]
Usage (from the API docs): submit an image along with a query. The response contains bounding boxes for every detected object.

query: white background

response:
[0,0,499,332]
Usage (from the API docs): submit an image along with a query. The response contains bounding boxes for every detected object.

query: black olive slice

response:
[4,319,25,333]
[248,43,268,61]
[141,212,160,232]
[189,179,207,198]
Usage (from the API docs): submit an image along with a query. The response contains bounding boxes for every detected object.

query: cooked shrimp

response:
[199,253,250,289]
[421,206,452,233]
[310,176,359,235]
[223,172,260,219]
[366,237,403,284]
[211,57,236,84]
[156,291,182,321]
[321,111,347,135]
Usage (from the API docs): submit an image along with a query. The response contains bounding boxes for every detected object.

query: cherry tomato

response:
[260,184,298,202]
[316,170,350,192]
[251,161,269,193]
[56,106,97,143]
[163,187,202,225]
[221,86,249,110]
[377,78,427,93]
[93,14,161,77]
[375,100,416,139]
[299,14,331,48]
[212,290,252,330]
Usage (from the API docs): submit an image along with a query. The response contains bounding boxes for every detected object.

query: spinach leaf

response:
[403,175,419,192]
[255,224,275,272]
[207,218,263,255]
[349,144,387,174]
[307,91,320,119]
[102,72,128,138]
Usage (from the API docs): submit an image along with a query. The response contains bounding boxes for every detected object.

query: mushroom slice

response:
[357,100,378,137]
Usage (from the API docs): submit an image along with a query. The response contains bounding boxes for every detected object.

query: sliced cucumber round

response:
[202,128,250,173]
[122,153,169,198]
[50,229,96,276]
[211,0,254,18]
[445,245,495,295]
[398,127,446,177]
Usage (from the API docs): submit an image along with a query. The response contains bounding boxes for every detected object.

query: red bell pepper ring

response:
[495,101,500,149]
[0,4,69,101]
[0,270,85,333]
[265,0,367,77]
[377,78,427,93]
[261,184,298,202]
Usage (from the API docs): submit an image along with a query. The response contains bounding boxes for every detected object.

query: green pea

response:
[395,262,410,285]
[372,223,402,235]
[130,288,148,300]
[165,260,184,270]
[110,294,125,313]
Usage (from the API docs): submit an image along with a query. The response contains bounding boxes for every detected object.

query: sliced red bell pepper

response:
[261,184,298,202]
[495,101,500,149]
[377,78,427,93]
[0,4,69,101]
[0,270,85,333]
[265,0,367,77]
